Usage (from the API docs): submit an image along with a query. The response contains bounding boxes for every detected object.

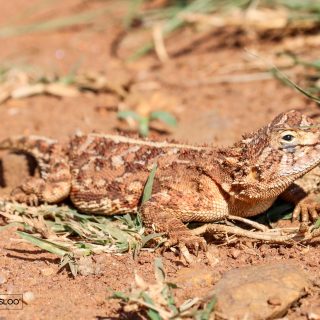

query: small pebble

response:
[230,249,241,259]
[0,275,7,284]
[267,297,282,306]
[308,312,320,320]
[308,261,318,268]
[278,247,286,256]
[40,267,54,276]
[23,291,35,304]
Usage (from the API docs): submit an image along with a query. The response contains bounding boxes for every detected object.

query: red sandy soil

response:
[0,1,319,319]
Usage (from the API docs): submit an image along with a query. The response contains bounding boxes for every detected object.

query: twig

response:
[162,72,275,87]
[192,223,299,243]
[153,23,169,63]
[227,215,269,232]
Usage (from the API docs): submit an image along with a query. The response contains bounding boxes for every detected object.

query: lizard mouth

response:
[281,141,320,151]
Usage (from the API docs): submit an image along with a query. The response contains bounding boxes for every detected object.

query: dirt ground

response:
[0,1,320,319]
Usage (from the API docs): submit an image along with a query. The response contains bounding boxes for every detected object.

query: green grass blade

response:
[314,218,320,229]
[272,67,320,103]
[150,111,177,127]
[141,292,162,320]
[117,110,142,122]
[141,162,158,204]
[110,291,129,301]
[123,0,144,29]
[138,117,150,137]
[91,221,132,244]
[16,231,68,256]
[199,296,217,320]
[141,232,165,247]
[128,0,217,61]
[154,257,165,282]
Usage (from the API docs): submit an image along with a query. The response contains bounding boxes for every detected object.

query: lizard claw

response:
[292,195,320,232]
[194,242,199,256]
[10,189,39,206]
[164,232,207,259]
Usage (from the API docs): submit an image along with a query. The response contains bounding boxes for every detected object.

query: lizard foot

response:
[292,195,320,232]
[10,188,39,206]
[164,232,207,256]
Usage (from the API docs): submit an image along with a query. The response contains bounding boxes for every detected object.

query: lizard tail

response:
[0,135,72,203]
[0,135,57,165]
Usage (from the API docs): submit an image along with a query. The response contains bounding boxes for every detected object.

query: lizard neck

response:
[227,145,320,202]
[200,144,315,202]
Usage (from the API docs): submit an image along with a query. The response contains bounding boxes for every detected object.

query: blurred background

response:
[0,0,320,147]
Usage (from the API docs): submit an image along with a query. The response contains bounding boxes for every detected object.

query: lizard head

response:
[231,110,320,198]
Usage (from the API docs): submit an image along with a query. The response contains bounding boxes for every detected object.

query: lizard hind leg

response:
[0,136,71,205]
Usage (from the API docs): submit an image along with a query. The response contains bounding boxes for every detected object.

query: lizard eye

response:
[282,134,294,142]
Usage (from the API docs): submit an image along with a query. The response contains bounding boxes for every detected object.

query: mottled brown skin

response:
[1,110,320,251]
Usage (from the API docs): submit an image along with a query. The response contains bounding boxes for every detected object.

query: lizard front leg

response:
[0,136,71,205]
[140,177,229,253]
[140,194,208,253]
[281,183,320,224]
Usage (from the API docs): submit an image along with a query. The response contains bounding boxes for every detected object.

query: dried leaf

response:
[45,83,79,97]
[135,272,147,289]
[11,83,45,99]
[0,89,10,104]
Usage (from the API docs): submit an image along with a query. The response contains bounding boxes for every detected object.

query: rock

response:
[78,256,102,276]
[213,263,309,320]
[23,291,35,304]
[171,265,219,290]
[307,305,320,320]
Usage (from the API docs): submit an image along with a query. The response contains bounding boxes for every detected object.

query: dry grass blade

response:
[128,0,320,60]
[245,50,320,103]
[153,23,170,63]
[0,201,143,257]
[111,258,216,319]
[0,7,111,38]
[163,72,275,87]
[129,0,218,61]
[0,66,131,104]
[227,215,269,231]
[271,67,320,104]
[192,223,299,242]
[192,220,320,244]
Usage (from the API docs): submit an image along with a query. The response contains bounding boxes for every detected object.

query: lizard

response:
[0,109,320,252]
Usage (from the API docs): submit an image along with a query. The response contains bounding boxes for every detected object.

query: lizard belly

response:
[230,197,277,218]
